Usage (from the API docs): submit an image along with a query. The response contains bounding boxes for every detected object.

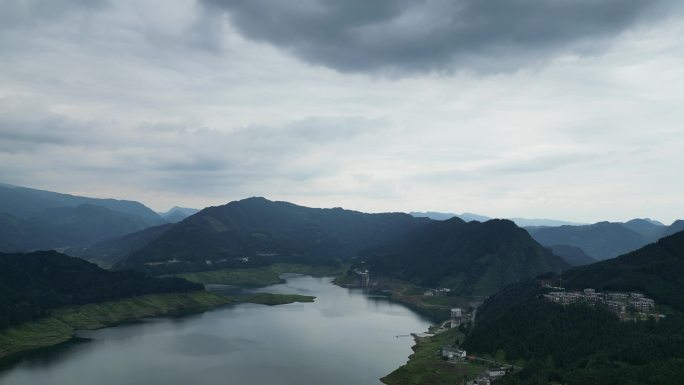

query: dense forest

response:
[465,299,684,385]
[0,251,202,330]
[362,218,567,295]
[463,230,684,384]
[118,197,429,273]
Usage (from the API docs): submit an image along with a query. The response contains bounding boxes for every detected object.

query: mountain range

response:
[410,211,585,227]
[527,218,684,261]
[0,184,168,252]
[105,198,568,296]
[159,206,200,223]
[117,197,430,273]
[3,182,681,299]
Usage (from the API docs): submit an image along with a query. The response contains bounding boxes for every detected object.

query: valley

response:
[1,186,683,385]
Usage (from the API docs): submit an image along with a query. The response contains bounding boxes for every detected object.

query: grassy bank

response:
[0,291,231,360]
[382,327,486,385]
[176,263,345,287]
[243,293,316,306]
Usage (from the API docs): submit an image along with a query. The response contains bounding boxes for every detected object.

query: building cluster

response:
[466,367,510,385]
[543,288,661,320]
[423,287,451,297]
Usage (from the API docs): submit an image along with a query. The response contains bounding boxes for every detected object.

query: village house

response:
[441,346,467,360]
[487,367,507,379]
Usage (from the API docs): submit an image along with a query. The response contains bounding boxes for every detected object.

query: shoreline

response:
[380,323,489,385]
[0,290,232,362]
[0,286,319,364]
[1,267,443,383]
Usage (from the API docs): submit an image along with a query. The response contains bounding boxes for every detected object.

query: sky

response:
[1,0,683,223]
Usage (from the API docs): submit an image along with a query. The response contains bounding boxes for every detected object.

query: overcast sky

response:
[1,0,683,223]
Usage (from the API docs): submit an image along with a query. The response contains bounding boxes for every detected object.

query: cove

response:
[0,275,433,385]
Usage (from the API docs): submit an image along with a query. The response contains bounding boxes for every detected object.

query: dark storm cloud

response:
[201,0,675,74]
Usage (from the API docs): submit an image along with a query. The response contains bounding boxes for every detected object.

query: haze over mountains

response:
[410,211,585,227]
[0,183,590,297]
[1,182,681,295]
[411,210,683,262]
[527,219,684,261]
[159,207,200,223]
[0,184,200,253]
[3,180,684,384]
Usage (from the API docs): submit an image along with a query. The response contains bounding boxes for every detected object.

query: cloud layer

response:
[0,0,683,223]
[203,0,674,74]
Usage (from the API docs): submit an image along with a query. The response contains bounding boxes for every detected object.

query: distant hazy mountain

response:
[410,211,491,222]
[409,211,583,227]
[508,217,585,227]
[0,183,166,252]
[0,183,161,221]
[666,220,684,236]
[548,244,596,266]
[622,218,666,240]
[160,206,200,223]
[66,223,175,268]
[526,222,649,261]
[118,197,430,273]
[362,218,569,295]
[410,211,459,220]
[459,212,492,222]
[527,219,682,261]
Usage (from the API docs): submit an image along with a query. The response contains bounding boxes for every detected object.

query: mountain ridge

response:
[362,217,569,295]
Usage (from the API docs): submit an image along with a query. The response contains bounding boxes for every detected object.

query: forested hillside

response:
[463,230,684,385]
[362,218,568,295]
[0,251,201,330]
[118,197,430,273]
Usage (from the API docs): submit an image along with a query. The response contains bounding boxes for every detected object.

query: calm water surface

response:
[0,275,432,385]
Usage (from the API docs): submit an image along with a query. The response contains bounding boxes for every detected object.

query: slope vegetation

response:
[464,230,684,385]
[119,197,429,273]
[0,251,201,330]
[363,218,568,295]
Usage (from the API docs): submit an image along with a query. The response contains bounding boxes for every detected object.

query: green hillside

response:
[118,197,429,273]
[363,218,568,295]
[0,251,202,330]
[66,223,175,268]
[463,230,684,385]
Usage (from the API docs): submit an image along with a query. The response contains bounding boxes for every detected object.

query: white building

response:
[441,347,466,360]
[451,307,464,327]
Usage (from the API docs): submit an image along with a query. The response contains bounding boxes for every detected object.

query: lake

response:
[0,275,433,385]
